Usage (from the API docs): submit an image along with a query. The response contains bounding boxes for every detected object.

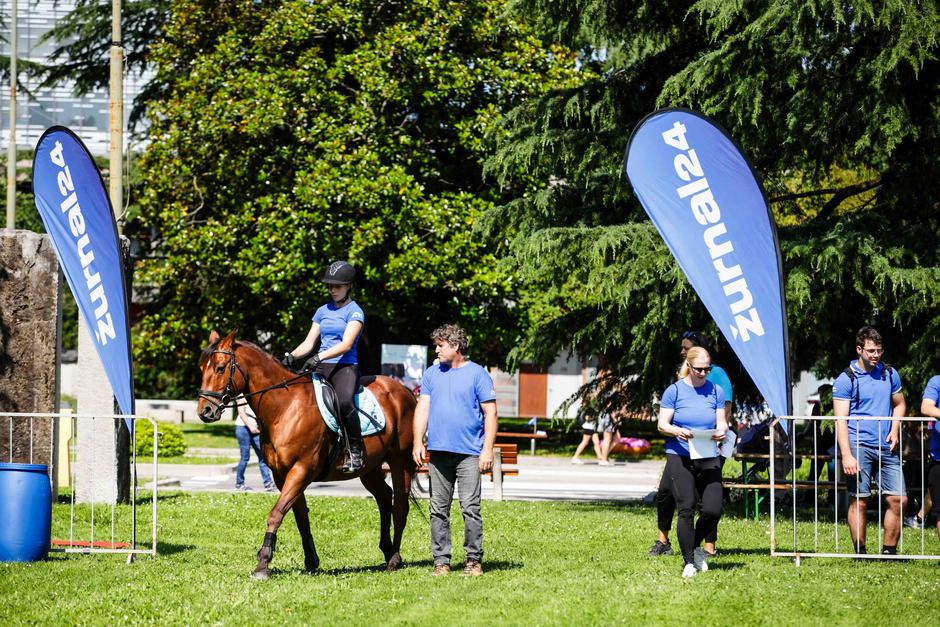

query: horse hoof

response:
[251,569,270,581]
[386,553,402,572]
[305,561,319,574]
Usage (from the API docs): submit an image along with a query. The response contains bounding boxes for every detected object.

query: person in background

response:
[657,346,727,577]
[571,414,603,465]
[915,375,940,541]
[412,324,497,577]
[235,397,276,492]
[650,331,733,558]
[833,326,906,556]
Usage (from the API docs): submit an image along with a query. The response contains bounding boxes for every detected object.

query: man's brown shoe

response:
[462,559,483,576]
[432,563,450,576]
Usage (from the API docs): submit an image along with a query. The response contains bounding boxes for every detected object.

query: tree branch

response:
[768,177,881,220]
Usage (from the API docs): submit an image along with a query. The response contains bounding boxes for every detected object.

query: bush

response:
[133,421,188,458]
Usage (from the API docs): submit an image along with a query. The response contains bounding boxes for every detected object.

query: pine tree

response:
[486,0,940,413]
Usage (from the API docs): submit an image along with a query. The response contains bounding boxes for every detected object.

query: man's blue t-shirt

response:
[312,300,364,364]
[661,380,725,457]
[422,362,496,456]
[922,375,940,462]
[832,361,902,451]
[707,365,733,406]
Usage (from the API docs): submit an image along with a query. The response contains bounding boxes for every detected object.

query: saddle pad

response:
[311,374,386,436]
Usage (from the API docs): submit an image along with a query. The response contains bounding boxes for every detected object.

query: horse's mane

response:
[199,336,276,366]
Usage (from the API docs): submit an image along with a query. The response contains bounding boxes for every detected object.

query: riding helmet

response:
[321,260,356,284]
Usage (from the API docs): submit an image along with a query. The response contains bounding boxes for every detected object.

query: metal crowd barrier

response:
[1,412,158,561]
[770,415,937,564]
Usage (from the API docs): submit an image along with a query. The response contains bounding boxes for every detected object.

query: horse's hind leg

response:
[293,495,320,573]
[359,468,394,566]
[387,455,414,571]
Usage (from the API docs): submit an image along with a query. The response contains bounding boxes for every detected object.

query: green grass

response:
[178,422,238,449]
[1,493,938,625]
[160,455,239,465]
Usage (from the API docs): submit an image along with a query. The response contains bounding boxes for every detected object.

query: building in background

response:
[1,0,148,156]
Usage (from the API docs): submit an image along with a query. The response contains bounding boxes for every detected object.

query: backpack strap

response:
[843,367,858,407]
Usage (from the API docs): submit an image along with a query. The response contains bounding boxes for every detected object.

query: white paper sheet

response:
[719,429,737,459]
[689,429,718,459]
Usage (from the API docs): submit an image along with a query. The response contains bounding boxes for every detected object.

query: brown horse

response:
[196,330,418,579]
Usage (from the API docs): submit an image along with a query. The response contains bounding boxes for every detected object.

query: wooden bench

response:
[387,443,519,501]
[724,452,837,519]
[496,431,548,456]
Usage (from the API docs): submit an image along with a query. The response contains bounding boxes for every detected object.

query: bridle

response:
[198,345,313,421]
[198,347,249,421]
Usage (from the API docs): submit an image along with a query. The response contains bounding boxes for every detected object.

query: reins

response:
[198,346,312,418]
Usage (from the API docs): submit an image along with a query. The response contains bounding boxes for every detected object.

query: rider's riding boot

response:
[341,409,364,473]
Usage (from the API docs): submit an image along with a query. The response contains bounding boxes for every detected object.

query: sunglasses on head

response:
[682,330,701,342]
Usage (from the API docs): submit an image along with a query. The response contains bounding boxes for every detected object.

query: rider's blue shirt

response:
[313,300,364,364]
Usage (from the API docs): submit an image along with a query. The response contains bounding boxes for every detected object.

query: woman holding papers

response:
[658,346,728,578]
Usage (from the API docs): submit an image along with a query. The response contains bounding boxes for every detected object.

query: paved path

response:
[147,449,663,503]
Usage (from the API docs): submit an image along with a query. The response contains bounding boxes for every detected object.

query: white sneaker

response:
[598,460,611,466]
[681,563,697,578]
[693,547,709,572]
[571,458,584,465]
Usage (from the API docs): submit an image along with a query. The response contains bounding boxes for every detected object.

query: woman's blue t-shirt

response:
[312,300,364,364]
[661,380,725,457]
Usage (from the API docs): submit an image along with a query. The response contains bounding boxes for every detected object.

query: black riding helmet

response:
[321,260,356,285]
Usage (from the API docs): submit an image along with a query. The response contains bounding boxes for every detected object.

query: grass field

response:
[1,492,938,625]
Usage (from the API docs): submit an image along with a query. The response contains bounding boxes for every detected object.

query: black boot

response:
[341,409,364,473]
[342,439,364,473]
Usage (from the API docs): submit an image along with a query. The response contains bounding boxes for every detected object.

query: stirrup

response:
[341,442,364,473]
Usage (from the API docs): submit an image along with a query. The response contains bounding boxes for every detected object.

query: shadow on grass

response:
[56,492,189,506]
[155,541,196,556]
[303,558,523,577]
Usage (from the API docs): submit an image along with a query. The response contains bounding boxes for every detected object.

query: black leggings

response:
[658,456,725,544]
[316,362,360,440]
[666,454,723,564]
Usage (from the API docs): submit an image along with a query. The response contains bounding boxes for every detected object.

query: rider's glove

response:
[303,354,322,372]
[281,352,295,369]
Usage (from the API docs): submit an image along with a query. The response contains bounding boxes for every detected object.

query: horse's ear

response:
[220,329,238,348]
[209,329,221,345]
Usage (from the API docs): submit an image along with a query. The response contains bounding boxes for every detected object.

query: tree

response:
[132,0,583,397]
[485,0,940,414]
[30,0,170,129]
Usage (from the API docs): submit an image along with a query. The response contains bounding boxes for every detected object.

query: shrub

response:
[133,421,188,458]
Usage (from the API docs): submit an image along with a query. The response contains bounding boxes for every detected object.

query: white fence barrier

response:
[769,415,938,563]
[1,412,158,560]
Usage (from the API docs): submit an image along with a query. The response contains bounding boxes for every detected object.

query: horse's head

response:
[197,330,248,423]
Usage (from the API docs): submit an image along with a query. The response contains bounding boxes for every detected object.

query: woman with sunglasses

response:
[658,346,728,577]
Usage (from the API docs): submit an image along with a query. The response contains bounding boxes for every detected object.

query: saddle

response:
[311,375,382,481]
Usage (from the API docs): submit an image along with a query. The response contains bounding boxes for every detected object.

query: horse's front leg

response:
[252,468,309,580]
[292,495,319,573]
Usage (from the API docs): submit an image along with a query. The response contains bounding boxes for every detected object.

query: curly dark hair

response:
[430,324,469,354]
[855,326,882,348]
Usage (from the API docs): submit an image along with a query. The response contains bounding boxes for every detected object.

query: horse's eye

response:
[215,365,225,374]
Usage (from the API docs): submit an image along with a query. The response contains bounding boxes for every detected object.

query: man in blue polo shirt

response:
[833,326,907,555]
[412,324,497,577]
[919,375,940,543]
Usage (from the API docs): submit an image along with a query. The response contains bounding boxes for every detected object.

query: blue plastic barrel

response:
[0,463,52,562]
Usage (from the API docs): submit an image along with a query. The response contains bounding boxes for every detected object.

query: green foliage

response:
[133,0,583,397]
[487,0,940,412]
[134,421,188,458]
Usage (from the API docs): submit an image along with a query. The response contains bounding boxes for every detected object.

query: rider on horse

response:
[282,260,365,473]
